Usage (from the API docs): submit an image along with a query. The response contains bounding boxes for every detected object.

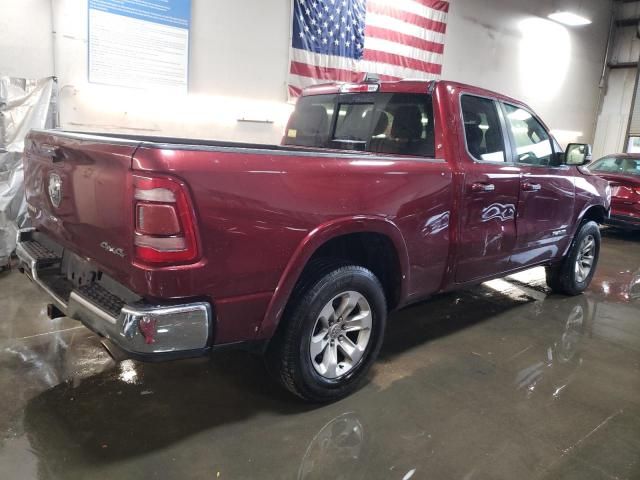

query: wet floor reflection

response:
[0,229,639,479]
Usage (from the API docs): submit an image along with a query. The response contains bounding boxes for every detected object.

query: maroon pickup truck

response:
[17,80,610,401]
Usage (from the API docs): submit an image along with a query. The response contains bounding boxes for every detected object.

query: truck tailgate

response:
[24,130,138,281]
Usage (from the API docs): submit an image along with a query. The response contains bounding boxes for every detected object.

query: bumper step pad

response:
[77,283,126,319]
[20,240,60,266]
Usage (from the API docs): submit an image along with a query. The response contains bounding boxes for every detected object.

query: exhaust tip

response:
[100,339,130,363]
[46,303,65,319]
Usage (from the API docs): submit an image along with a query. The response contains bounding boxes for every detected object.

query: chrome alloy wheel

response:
[309,291,373,379]
[575,234,596,283]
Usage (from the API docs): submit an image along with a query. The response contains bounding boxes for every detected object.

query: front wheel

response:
[546,221,601,296]
[266,264,387,402]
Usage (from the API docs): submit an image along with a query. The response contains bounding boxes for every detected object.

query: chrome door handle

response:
[470,182,496,193]
[522,182,541,192]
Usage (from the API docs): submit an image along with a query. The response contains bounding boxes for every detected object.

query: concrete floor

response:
[0,229,639,480]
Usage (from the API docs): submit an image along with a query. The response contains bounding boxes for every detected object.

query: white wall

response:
[52,0,294,143]
[443,0,612,147]
[0,0,54,79]
[3,0,613,146]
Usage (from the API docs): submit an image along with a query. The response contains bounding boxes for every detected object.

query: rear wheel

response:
[266,263,387,402]
[546,221,600,296]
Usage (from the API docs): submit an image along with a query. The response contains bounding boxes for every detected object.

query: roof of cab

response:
[300,79,528,109]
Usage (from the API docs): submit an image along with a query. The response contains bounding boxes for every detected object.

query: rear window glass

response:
[284,92,435,157]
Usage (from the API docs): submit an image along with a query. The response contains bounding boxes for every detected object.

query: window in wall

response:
[627,136,640,154]
[461,95,506,162]
[504,104,553,166]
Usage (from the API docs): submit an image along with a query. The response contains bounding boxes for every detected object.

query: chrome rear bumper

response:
[16,230,212,360]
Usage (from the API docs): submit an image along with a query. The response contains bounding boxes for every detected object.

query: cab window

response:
[503,104,553,166]
[461,95,506,162]
[284,92,435,157]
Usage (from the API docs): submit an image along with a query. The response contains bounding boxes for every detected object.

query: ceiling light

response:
[547,11,592,26]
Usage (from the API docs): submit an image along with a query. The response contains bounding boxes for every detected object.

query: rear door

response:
[455,94,521,283]
[500,103,575,267]
[24,130,137,278]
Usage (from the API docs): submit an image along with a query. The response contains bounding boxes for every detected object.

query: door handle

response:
[522,182,542,192]
[470,182,496,193]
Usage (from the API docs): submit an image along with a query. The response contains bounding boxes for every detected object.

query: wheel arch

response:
[562,203,607,257]
[257,216,410,341]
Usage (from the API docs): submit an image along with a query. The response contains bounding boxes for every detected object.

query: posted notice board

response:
[88,0,191,92]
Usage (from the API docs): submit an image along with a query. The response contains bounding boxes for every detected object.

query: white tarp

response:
[0,77,57,266]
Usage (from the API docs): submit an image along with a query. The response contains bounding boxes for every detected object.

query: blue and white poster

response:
[88,0,191,92]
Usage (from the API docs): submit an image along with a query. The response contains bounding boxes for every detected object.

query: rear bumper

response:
[16,230,212,361]
[604,213,640,230]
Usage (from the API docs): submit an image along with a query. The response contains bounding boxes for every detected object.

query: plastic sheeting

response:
[0,77,57,266]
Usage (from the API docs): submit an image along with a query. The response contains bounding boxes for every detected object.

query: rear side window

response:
[503,104,553,166]
[284,93,435,157]
[461,95,506,162]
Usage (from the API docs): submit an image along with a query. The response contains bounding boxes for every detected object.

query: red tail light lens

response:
[132,174,199,264]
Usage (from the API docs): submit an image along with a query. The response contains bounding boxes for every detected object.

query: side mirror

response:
[565,143,593,166]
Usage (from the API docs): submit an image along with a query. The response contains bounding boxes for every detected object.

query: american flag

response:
[288,0,449,98]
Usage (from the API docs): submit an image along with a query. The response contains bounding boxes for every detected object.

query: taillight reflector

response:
[136,203,181,235]
[132,174,199,265]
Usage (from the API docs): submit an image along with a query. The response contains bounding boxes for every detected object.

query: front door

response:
[455,94,522,283]
[500,102,575,268]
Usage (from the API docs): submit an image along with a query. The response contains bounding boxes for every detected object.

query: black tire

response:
[266,263,387,403]
[546,221,601,296]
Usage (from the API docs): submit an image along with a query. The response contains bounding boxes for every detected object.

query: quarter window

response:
[461,96,506,162]
[504,104,553,166]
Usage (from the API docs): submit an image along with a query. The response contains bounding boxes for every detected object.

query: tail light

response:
[132,173,199,264]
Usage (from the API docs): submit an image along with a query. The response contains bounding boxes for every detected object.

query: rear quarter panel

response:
[132,148,453,342]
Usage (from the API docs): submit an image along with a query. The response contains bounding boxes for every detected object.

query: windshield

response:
[590,156,640,176]
[283,92,435,157]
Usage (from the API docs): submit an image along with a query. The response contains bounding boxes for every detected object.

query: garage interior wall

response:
[593,0,640,159]
[1,0,613,146]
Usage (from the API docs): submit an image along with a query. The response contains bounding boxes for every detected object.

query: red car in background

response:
[589,154,640,230]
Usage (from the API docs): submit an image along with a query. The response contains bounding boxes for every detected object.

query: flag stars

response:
[334,39,340,46]
[322,37,328,44]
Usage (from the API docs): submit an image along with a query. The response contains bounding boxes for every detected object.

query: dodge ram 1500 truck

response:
[17,79,610,402]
